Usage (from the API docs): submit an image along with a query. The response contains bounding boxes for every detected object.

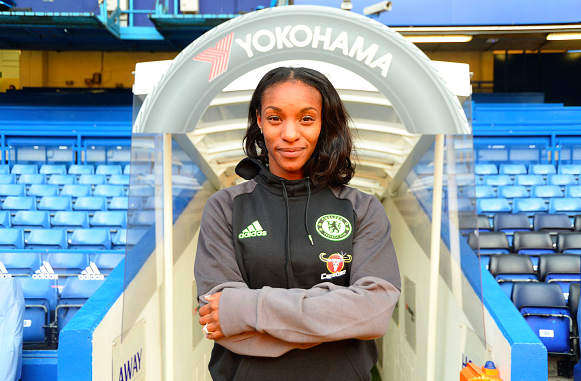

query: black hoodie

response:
[194,157,401,381]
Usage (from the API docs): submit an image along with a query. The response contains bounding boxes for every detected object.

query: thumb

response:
[204,294,215,302]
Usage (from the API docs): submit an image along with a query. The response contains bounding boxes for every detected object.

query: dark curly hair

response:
[243,66,355,187]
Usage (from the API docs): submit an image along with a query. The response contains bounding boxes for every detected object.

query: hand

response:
[199,292,224,340]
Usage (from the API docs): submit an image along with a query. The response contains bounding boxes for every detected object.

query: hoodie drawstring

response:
[305,179,314,246]
[280,180,296,288]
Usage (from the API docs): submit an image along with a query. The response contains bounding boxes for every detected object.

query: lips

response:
[278,148,304,158]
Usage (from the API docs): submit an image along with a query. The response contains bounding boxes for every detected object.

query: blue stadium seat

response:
[488,254,538,298]
[483,175,513,187]
[497,185,529,199]
[0,252,41,276]
[2,196,36,212]
[77,174,107,187]
[538,254,581,302]
[547,174,577,187]
[96,164,122,176]
[17,174,46,185]
[17,277,57,343]
[515,175,545,187]
[530,185,563,199]
[128,184,155,197]
[69,228,111,250]
[0,184,26,198]
[533,214,573,233]
[112,229,127,249]
[529,164,557,176]
[499,164,527,176]
[93,253,124,274]
[467,231,511,254]
[11,164,38,175]
[37,196,72,212]
[0,174,15,184]
[513,232,555,268]
[512,198,548,215]
[144,196,155,210]
[93,184,124,198]
[56,277,104,333]
[0,228,24,249]
[51,211,90,230]
[112,228,147,249]
[475,186,495,198]
[0,210,10,228]
[39,164,66,176]
[47,174,76,187]
[73,196,107,212]
[124,163,151,175]
[557,233,581,254]
[558,164,581,178]
[477,198,511,215]
[129,210,156,227]
[25,228,68,250]
[28,184,59,198]
[109,196,129,210]
[46,252,89,276]
[512,282,572,354]
[12,211,51,229]
[549,198,581,215]
[564,185,581,198]
[0,165,9,174]
[68,165,94,176]
[108,174,129,186]
[90,211,127,230]
[61,184,92,198]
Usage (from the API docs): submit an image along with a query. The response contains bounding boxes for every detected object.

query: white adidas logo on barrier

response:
[79,262,105,281]
[33,261,58,280]
[0,261,12,278]
[238,220,267,239]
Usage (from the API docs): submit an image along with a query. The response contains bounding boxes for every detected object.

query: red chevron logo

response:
[193,33,234,82]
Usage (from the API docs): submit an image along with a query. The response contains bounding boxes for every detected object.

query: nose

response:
[280,121,300,142]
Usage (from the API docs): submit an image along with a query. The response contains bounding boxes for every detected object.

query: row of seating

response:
[468,231,581,255]
[476,185,581,199]
[477,198,581,216]
[0,196,144,213]
[0,184,133,198]
[477,174,581,187]
[0,163,200,177]
[0,228,126,250]
[470,213,581,234]
[475,163,581,177]
[0,174,130,187]
[0,210,126,230]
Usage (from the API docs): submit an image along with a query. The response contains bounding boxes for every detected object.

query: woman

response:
[194,66,400,381]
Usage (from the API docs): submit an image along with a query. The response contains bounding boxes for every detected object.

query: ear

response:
[256,110,263,133]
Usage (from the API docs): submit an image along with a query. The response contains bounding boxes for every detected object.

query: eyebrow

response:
[263,106,319,113]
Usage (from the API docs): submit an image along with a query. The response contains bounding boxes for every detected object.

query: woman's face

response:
[257,81,322,181]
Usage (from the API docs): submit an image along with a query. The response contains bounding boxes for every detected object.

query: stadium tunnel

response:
[56,5,548,381]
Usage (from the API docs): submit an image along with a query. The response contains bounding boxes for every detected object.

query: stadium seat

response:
[533,214,573,233]
[69,228,111,250]
[513,231,555,268]
[112,229,127,249]
[512,198,548,215]
[26,228,68,250]
[17,174,46,185]
[529,164,557,176]
[559,164,581,178]
[46,252,89,276]
[39,164,67,176]
[112,228,147,249]
[90,211,127,230]
[93,184,124,198]
[530,185,563,199]
[557,233,581,254]
[96,164,123,176]
[11,164,38,175]
[576,215,581,232]
[12,211,50,229]
[499,164,527,176]
[93,253,124,274]
[124,163,151,175]
[37,196,72,212]
[128,184,155,197]
[0,165,9,174]
[129,210,156,227]
[547,174,577,187]
[108,174,129,186]
[569,283,580,343]
[515,175,545,187]
[0,184,26,198]
[47,174,77,187]
[0,210,10,228]
[475,186,495,198]
[564,185,581,198]
[467,231,511,254]
[68,164,94,176]
[549,198,581,215]
[61,184,91,198]
[493,213,531,245]
[109,196,129,210]
[0,174,16,184]
[28,184,59,198]
[483,175,513,187]
[2,196,36,212]
[77,174,107,187]
[512,282,572,354]
[497,185,529,199]
[144,196,156,210]
[73,196,107,212]
[0,252,41,276]
[0,228,24,249]
[477,198,511,215]
[56,277,104,333]
[538,254,581,301]
[51,211,90,230]
[17,277,57,343]
[488,254,538,298]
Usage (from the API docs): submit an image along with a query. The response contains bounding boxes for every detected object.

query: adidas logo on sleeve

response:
[238,220,267,239]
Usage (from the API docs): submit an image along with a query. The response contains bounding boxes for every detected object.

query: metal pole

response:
[426,134,445,381]
[162,133,174,381]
